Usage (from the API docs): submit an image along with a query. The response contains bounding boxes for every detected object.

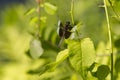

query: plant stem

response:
[103,0,113,80]
[36,0,41,38]
[70,0,74,25]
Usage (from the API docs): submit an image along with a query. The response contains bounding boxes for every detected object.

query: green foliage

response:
[1,0,120,80]
[32,38,96,79]
[37,49,69,75]
[68,38,96,79]
[43,2,57,15]
[56,49,69,63]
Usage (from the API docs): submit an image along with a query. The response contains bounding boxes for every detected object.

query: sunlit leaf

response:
[44,2,57,15]
[68,38,96,79]
[80,38,96,66]
[56,49,69,63]
[30,39,44,59]
[30,17,38,25]
[30,16,47,25]
[40,16,47,23]
[24,8,36,16]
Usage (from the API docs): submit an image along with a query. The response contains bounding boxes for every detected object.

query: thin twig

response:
[70,0,74,25]
[36,0,41,38]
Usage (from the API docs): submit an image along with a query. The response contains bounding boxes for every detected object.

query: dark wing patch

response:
[59,27,64,37]
[65,31,71,39]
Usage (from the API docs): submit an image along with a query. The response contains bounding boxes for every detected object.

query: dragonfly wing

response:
[59,28,64,37]
[57,21,64,37]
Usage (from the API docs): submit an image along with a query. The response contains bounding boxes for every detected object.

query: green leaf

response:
[24,8,36,16]
[56,49,69,63]
[81,38,96,66]
[40,16,47,23]
[30,17,38,25]
[38,49,69,75]
[30,16,47,25]
[68,38,96,78]
[30,39,44,59]
[95,65,110,80]
[44,2,57,15]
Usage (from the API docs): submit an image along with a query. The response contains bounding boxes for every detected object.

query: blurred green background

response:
[0,0,120,80]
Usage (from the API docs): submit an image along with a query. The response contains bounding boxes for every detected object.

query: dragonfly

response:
[57,21,73,47]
